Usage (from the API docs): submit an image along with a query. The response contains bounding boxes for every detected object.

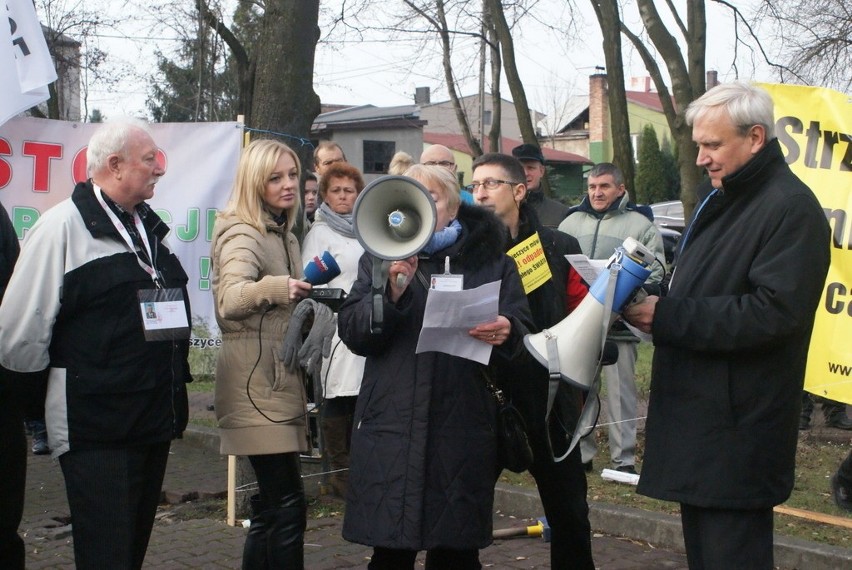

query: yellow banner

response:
[507,232,552,295]
[761,83,852,404]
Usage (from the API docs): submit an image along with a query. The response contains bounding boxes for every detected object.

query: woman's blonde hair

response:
[403,164,461,214]
[220,139,302,233]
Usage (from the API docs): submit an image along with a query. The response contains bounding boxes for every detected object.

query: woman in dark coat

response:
[338,165,533,570]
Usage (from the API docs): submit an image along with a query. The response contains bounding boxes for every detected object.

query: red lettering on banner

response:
[22,141,63,192]
[0,138,11,189]
[72,147,87,184]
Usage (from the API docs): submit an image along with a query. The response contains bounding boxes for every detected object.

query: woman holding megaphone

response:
[337,165,533,569]
[301,161,367,499]
[210,139,312,569]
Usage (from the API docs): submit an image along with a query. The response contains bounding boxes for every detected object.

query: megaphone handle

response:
[370,256,384,334]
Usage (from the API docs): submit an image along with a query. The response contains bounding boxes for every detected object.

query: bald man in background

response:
[419,144,473,204]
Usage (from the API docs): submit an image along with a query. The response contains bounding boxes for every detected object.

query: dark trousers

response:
[0,377,26,570]
[511,381,594,570]
[368,547,481,569]
[680,503,774,570]
[59,441,171,570]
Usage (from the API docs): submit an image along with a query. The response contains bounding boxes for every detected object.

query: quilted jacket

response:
[338,203,534,550]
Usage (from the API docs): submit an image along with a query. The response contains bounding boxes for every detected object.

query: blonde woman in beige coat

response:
[211,139,311,569]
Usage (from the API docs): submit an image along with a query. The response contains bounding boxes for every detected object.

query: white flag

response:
[1,0,58,126]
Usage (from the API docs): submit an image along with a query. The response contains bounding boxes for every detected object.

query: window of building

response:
[483,110,492,126]
[363,140,396,173]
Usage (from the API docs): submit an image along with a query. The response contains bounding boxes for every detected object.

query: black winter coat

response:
[499,205,586,453]
[638,139,831,509]
[338,203,534,550]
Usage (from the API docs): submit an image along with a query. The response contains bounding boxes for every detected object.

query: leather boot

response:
[241,494,269,570]
[321,415,350,497]
[266,491,306,569]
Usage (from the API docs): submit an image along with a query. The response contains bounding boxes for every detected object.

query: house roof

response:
[555,89,675,133]
[315,104,421,123]
[423,132,591,165]
[626,90,674,113]
[312,104,426,133]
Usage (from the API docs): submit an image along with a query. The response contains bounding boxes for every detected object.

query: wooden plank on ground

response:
[774,505,852,529]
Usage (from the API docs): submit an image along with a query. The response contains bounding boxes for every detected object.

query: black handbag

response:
[482,370,533,473]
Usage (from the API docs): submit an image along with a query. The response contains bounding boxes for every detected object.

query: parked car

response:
[649,200,685,233]
[658,227,681,267]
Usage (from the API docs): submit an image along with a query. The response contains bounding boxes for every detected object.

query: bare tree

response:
[753,0,852,92]
[194,0,321,168]
[34,0,118,121]
[611,0,706,214]
[589,0,636,194]
[404,0,484,156]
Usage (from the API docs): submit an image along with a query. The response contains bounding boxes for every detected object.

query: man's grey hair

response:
[87,118,152,175]
[685,82,775,139]
[587,162,624,187]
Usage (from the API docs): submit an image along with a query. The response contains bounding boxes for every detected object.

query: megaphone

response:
[352,175,438,333]
[353,175,437,260]
[524,237,654,391]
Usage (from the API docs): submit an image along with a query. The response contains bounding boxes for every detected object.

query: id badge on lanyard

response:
[138,288,190,341]
[430,256,463,291]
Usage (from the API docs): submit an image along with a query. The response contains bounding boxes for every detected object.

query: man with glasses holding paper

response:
[471,153,594,570]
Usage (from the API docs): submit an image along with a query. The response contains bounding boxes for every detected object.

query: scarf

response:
[317,202,356,238]
[423,218,461,254]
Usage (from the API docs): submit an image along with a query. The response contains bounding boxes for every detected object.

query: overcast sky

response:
[77,0,774,124]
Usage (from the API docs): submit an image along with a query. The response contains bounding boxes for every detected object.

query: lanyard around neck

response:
[94,185,161,286]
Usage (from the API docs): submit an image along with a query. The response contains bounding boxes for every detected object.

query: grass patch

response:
[188,375,216,393]
[498,425,852,547]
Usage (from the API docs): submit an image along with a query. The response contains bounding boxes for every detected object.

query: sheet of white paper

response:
[565,254,608,286]
[415,280,500,364]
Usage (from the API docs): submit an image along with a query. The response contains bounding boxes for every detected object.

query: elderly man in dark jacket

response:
[625,82,831,569]
[339,165,533,569]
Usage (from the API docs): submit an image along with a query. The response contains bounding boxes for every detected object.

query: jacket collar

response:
[73,180,169,241]
[423,202,506,273]
[568,191,653,222]
[719,138,785,196]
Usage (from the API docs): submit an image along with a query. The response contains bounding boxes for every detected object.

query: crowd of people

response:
[0,81,849,570]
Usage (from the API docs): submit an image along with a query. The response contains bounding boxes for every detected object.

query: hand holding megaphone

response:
[303,251,341,285]
[388,256,418,303]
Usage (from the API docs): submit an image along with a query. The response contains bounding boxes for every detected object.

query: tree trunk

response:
[590,0,635,194]
[250,0,321,171]
[488,0,551,195]
[484,1,501,153]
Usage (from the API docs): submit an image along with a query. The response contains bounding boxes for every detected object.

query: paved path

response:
[21,436,689,569]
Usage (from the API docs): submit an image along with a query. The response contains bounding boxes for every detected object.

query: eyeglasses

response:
[464,179,522,192]
[423,160,455,168]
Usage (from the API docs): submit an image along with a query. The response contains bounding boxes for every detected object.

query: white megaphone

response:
[352,175,437,333]
[525,237,656,461]
[524,237,654,392]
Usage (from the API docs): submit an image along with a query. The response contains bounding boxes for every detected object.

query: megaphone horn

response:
[352,175,437,261]
[523,243,653,391]
[352,175,438,334]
